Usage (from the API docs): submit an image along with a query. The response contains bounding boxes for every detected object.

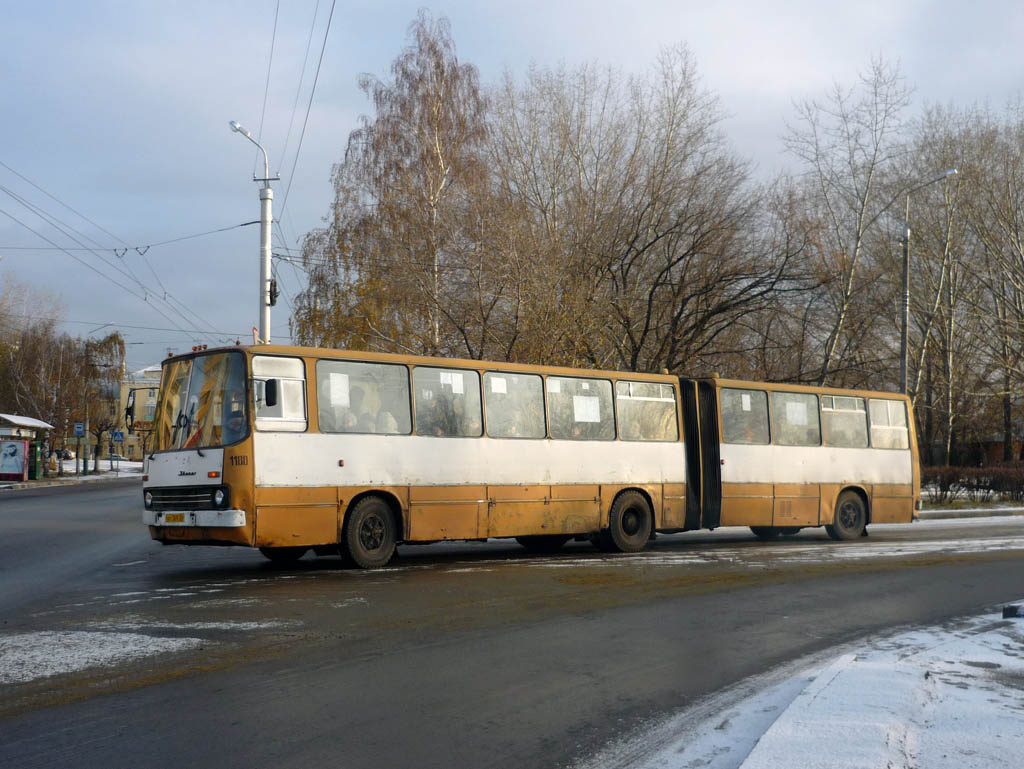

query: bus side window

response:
[769,391,820,446]
[869,398,909,449]
[413,367,482,437]
[484,373,545,438]
[316,359,411,435]
[821,395,868,448]
[615,381,678,441]
[547,376,614,440]
[720,388,769,444]
[252,356,307,432]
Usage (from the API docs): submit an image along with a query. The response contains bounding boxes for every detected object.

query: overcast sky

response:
[1,0,1022,371]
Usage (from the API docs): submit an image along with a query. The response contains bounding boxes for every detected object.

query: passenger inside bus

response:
[222,409,246,444]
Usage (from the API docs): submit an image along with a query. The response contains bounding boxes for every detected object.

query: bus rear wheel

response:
[826,491,866,541]
[344,496,397,569]
[608,491,652,553]
[516,534,572,554]
[259,546,309,564]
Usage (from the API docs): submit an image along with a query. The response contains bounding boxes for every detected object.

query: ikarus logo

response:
[178,471,197,476]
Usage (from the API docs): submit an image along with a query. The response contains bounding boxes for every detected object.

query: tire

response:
[826,491,867,541]
[344,496,397,569]
[749,526,781,540]
[516,534,572,554]
[607,491,653,553]
[259,546,309,563]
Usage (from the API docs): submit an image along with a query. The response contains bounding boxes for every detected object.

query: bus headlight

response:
[213,488,226,507]
[144,491,153,509]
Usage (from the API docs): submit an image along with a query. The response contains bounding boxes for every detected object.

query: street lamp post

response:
[229,121,279,344]
[899,168,958,395]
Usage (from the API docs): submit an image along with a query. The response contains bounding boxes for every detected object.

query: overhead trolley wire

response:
[0,184,214,341]
[256,0,282,177]
[0,160,245,342]
[278,0,321,200]
[0,205,202,341]
[278,0,336,224]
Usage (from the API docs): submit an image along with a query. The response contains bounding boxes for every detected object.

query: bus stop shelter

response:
[0,414,54,481]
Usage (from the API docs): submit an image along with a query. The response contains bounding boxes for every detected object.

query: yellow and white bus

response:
[140,345,920,567]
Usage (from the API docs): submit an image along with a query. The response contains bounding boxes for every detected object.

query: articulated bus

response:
[141,345,920,568]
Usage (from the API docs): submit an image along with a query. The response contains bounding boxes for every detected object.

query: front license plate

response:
[164,513,186,524]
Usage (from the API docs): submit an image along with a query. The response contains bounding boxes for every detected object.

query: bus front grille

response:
[147,486,221,511]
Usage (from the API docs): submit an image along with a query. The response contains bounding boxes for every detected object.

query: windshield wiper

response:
[171,411,185,445]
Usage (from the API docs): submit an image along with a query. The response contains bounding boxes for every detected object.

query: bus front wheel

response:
[826,491,866,541]
[608,491,652,553]
[344,496,397,569]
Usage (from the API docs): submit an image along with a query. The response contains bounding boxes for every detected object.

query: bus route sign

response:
[73,422,84,437]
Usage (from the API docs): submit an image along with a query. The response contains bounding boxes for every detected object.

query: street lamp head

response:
[229,120,250,138]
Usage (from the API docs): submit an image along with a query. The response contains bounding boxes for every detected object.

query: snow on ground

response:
[0,631,205,684]
[52,458,143,477]
[0,459,144,488]
[583,605,1024,769]
[502,515,1024,571]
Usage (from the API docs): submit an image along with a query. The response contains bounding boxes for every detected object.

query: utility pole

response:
[230,121,279,344]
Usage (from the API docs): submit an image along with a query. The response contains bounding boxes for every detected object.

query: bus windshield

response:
[153,351,248,451]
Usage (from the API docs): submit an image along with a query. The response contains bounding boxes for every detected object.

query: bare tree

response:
[293,10,489,357]
[490,47,811,374]
[784,57,912,385]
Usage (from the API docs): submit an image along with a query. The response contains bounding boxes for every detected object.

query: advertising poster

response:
[0,440,28,482]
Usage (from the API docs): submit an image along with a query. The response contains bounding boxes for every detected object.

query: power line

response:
[278,0,336,223]
[0,310,248,336]
[0,160,262,340]
[0,159,129,247]
[256,0,281,176]
[0,221,259,252]
[0,160,217,337]
[279,0,320,192]
[0,204,207,340]
[0,184,221,340]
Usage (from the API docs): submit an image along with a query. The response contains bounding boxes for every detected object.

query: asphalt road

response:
[2,482,1024,768]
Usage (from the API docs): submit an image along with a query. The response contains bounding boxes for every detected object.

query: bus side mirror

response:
[265,379,279,408]
[125,391,135,432]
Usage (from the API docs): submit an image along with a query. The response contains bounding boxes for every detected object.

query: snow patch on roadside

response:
[87,615,294,632]
[582,605,1024,769]
[0,631,204,684]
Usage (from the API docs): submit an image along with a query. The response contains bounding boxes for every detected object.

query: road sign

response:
[112,431,124,443]
[73,422,84,437]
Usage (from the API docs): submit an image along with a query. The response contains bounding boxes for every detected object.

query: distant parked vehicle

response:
[108,453,127,461]
[61,449,75,459]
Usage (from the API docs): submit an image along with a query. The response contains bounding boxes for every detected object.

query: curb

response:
[918,508,1024,520]
[0,474,142,491]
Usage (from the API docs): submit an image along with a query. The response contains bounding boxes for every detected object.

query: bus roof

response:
[164,344,680,384]
[162,346,908,400]
[699,376,911,402]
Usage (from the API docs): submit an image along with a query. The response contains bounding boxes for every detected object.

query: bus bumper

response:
[143,509,247,528]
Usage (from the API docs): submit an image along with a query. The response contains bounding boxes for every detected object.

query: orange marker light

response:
[338,460,345,467]
[208,471,220,478]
